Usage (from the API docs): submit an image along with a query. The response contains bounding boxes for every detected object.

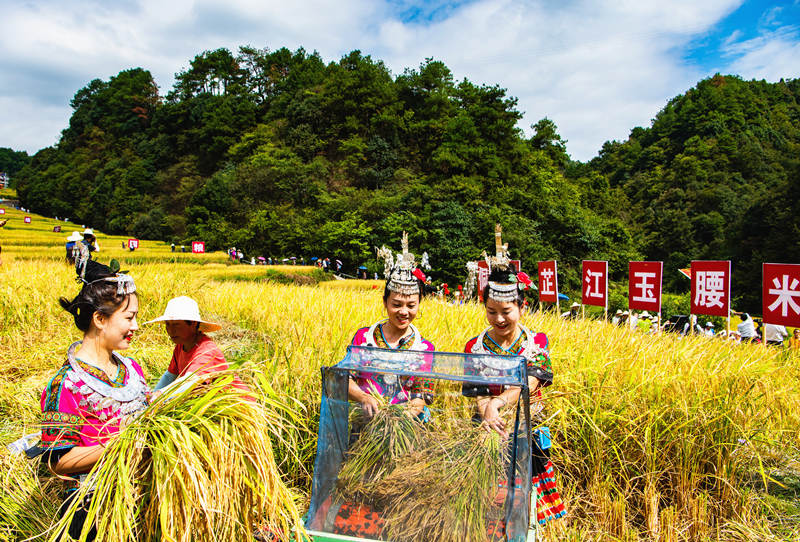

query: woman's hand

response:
[481,397,508,438]
[360,394,380,417]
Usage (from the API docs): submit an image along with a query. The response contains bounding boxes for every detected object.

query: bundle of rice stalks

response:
[336,397,428,500]
[0,452,60,540]
[374,425,507,542]
[336,403,508,542]
[50,370,305,542]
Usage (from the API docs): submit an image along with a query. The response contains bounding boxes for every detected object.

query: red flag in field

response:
[537,261,558,303]
[0,208,5,214]
[53,226,61,233]
[628,261,663,313]
[690,260,730,317]
[191,241,205,254]
[581,260,608,308]
[128,238,139,250]
[24,216,31,223]
[763,263,800,327]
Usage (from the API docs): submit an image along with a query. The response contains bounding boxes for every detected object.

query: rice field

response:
[2,205,800,541]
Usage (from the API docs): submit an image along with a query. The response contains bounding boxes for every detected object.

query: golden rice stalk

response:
[49,370,305,542]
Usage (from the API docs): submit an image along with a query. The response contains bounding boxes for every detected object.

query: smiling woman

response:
[347,233,435,419]
[36,257,149,541]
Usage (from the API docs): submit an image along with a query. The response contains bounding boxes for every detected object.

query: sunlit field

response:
[2,206,799,541]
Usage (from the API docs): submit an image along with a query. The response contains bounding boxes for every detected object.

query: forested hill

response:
[13,47,637,286]
[586,74,800,309]
[12,46,800,310]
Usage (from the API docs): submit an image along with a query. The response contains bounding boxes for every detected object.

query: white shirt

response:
[764,324,788,342]
[737,315,756,338]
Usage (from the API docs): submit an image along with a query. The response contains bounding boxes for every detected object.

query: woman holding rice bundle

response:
[463,225,566,527]
[39,257,149,540]
[348,232,435,419]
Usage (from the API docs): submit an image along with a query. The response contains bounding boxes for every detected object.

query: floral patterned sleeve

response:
[527,332,553,387]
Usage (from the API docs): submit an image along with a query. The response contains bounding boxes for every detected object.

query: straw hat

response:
[571,302,580,309]
[67,231,82,241]
[640,310,651,319]
[144,296,221,332]
[82,228,95,236]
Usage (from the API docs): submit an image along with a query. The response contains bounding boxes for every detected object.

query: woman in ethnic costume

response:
[348,232,435,419]
[40,257,149,540]
[463,225,566,527]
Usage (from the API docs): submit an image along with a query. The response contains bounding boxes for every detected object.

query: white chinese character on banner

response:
[585,271,604,298]
[540,269,554,295]
[768,275,800,317]
[694,271,725,308]
[632,272,656,303]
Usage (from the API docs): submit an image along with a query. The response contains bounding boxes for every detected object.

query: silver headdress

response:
[376,231,422,296]
[75,244,137,295]
[485,224,522,303]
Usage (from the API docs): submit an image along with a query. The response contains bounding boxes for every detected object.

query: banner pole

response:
[657,313,661,334]
[581,305,585,320]
[763,322,767,348]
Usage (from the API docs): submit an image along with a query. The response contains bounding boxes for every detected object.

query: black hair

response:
[59,261,134,332]
[382,279,424,303]
[481,269,524,307]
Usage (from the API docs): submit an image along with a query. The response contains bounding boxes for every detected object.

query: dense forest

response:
[11,47,800,311]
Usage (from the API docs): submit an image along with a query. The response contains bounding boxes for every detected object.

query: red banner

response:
[191,241,205,254]
[0,208,5,214]
[690,260,731,317]
[628,261,663,313]
[537,261,559,303]
[53,226,61,233]
[24,216,31,223]
[763,263,800,327]
[581,260,608,308]
[128,238,139,250]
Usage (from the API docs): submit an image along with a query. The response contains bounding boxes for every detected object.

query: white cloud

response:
[2,0,797,162]
[719,26,800,81]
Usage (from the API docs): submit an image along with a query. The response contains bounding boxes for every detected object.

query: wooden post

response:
[657,313,661,334]
[581,305,585,320]
[763,322,767,348]
[604,307,608,322]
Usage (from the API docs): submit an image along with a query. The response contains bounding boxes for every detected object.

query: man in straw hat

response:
[146,296,246,393]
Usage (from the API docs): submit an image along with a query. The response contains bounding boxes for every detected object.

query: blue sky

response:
[1,0,798,161]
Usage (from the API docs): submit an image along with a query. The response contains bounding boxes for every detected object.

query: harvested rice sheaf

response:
[50,371,305,542]
[336,404,508,542]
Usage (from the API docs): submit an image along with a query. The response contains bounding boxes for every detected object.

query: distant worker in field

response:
[0,218,6,265]
[82,228,99,253]
[146,296,247,393]
[704,321,715,337]
[38,256,148,539]
[764,323,788,346]
[561,302,580,319]
[462,225,566,526]
[348,233,435,420]
[65,231,81,264]
[790,329,800,350]
[733,311,757,343]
